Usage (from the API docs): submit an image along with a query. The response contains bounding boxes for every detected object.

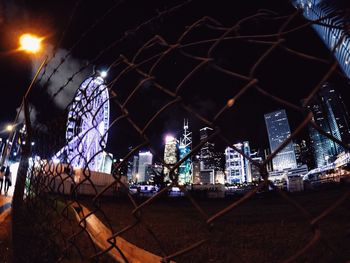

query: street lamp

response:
[0,33,47,166]
[19,34,43,54]
[7,33,49,256]
[6,124,14,132]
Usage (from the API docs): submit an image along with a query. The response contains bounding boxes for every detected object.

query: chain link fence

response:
[8,1,350,262]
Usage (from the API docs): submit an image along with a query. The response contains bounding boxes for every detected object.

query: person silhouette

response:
[4,166,12,196]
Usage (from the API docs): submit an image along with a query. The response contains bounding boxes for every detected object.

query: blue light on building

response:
[306,83,350,167]
[179,119,192,184]
[264,110,297,171]
[293,0,350,78]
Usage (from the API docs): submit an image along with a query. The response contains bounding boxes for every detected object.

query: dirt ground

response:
[4,184,349,262]
[0,213,12,263]
[87,184,350,262]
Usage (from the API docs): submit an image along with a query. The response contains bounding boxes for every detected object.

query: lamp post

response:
[0,124,16,164]
[0,33,47,167]
[8,33,49,263]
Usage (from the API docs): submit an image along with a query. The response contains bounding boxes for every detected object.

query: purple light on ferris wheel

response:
[64,76,110,171]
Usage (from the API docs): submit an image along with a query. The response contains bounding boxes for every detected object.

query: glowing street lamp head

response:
[6,124,14,132]
[19,34,42,53]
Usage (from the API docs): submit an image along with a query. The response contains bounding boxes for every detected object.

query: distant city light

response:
[165,135,175,143]
[31,142,35,146]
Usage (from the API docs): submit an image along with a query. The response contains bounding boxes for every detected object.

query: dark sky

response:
[1,0,349,159]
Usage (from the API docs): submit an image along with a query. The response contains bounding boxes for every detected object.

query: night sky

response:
[1,0,349,159]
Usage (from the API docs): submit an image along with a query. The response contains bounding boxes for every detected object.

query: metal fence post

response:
[12,98,32,263]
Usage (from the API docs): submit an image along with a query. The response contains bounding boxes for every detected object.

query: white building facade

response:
[138,151,153,183]
[225,144,246,184]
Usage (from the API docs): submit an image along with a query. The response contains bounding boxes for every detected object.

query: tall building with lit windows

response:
[225,142,252,184]
[242,141,252,182]
[199,127,215,170]
[292,0,350,78]
[225,144,244,184]
[179,119,192,185]
[264,110,297,171]
[306,83,350,167]
[163,135,178,182]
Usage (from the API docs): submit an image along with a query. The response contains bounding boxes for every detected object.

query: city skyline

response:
[122,84,350,184]
[1,0,350,181]
[1,2,350,263]
[2,79,350,185]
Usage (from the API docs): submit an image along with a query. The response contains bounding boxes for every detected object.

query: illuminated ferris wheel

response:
[64,75,110,171]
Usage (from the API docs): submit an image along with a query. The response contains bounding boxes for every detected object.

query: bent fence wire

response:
[10,1,350,263]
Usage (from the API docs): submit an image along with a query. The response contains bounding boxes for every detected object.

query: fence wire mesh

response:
[8,0,350,262]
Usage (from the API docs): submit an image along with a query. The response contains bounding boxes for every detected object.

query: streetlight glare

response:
[6,124,14,132]
[100,71,108,78]
[19,34,42,53]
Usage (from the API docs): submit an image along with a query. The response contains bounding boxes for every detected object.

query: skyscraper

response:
[299,140,314,168]
[192,158,201,184]
[294,142,302,166]
[138,151,153,183]
[243,141,252,182]
[128,155,139,183]
[179,119,192,185]
[292,0,350,78]
[250,151,263,182]
[306,83,350,167]
[213,151,225,173]
[126,146,137,182]
[263,148,273,172]
[264,110,297,171]
[163,135,178,182]
[225,143,251,184]
[199,127,215,170]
